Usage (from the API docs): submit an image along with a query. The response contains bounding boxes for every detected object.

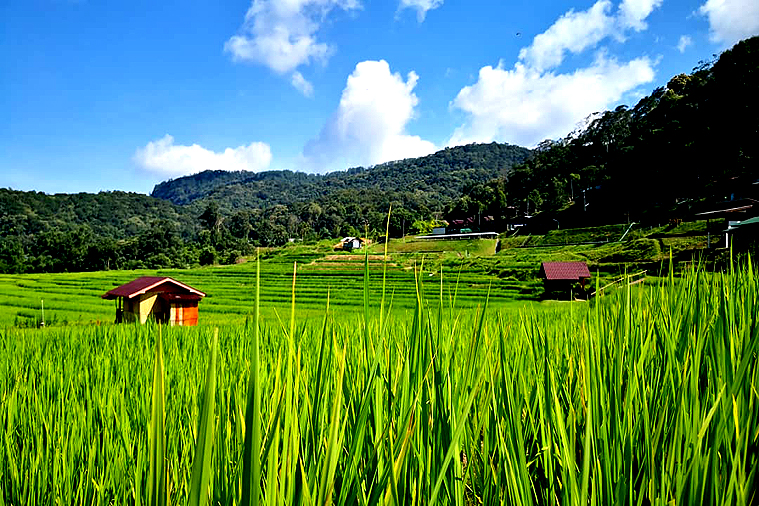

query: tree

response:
[199,202,223,232]
[0,236,26,273]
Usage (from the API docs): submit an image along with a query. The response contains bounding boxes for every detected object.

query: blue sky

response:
[1,0,757,195]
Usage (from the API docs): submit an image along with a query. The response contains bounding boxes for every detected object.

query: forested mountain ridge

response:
[151,170,322,207]
[151,142,532,210]
[0,189,196,239]
[0,189,202,273]
[446,36,759,228]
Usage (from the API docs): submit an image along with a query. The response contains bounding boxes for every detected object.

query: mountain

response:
[0,189,196,239]
[151,142,533,211]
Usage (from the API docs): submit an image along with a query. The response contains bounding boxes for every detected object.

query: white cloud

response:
[451,0,660,148]
[224,0,360,93]
[699,0,759,47]
[303,60,436,170]
[517,0,662,72]
[677,34,693,52]
[291,70,314,97]
[398,0,443,22]
[449,55,655,148]
[518,1,615,72]
[134,135,272,178]
[617,0,663,31]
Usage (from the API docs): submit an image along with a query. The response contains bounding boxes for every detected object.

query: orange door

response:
[183,304,198,326]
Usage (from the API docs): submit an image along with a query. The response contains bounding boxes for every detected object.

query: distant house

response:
[102,276,206,326]
[730,216,759,253]
[334,237,365,251]
[540,262,591,299]
[694,199,758,248]
[416,231,498,240]
[448,215,494,234]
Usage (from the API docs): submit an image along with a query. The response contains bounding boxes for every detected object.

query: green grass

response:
[0,249,536,328]
[0,256,757,504]
[540,224,627,245]
[368,238,497,256]
[648,219,709,236]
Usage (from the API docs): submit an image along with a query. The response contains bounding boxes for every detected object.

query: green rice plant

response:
[147,327,167,506]
[187,329,218,506]
[240,252,261,506]
[0,254,757,505]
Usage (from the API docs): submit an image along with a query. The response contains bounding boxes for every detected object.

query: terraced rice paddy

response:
[0,248,539,328]
[0,256,757,505]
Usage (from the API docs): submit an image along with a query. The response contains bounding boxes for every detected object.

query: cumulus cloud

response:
[517,0,662,72]
[617,0,663,31]
[449,55,655,148]
[397,0,443,22]
[518,1,616,72]
[450,0,659,148]
[291,70,314,97]
[134,135,272,178]
[225,0,360,94]
[677,34,693,52]
[699,0,759,46]
[303,60,436,171]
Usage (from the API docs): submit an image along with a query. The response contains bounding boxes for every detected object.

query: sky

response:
[1,0,757,195]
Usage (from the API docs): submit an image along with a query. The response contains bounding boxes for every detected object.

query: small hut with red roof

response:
[102,276,206,325]
[540,262,591,300]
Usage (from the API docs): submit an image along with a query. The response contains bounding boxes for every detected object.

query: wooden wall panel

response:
[182,305,198,326]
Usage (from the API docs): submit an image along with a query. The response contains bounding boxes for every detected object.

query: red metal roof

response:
[541,262,591,280]
[102,276,206,299]
[158,292,203,302]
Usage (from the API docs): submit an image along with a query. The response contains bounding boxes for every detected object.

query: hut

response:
[102,276,206,326]
[333,237,365,251]
[540,262,591,300]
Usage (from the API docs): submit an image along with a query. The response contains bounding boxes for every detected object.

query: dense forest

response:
[151,142,531,210]
[1,36,757,274]
[448,36,759,229]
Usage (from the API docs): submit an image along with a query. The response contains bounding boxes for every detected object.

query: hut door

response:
[171,303,184,326]
[158,298,170,324]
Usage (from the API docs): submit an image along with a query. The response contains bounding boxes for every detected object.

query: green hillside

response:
[151,142,532,210]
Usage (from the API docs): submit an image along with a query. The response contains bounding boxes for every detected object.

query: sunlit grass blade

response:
[380,205,391,330]
[316,341,346,506]
[241,250,261,506]
[147,327,167,506]
[187,328,218,506]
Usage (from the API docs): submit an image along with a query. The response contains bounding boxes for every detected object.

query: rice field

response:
[0,256,757,505]
[0,249,539,328]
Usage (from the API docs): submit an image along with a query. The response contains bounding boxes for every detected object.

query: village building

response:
[540,262,591,300]
[334,237,365,251]
[730,215,759,253]
[102,276,206,326]
[416,231,498,240]
[694,198,758,248]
